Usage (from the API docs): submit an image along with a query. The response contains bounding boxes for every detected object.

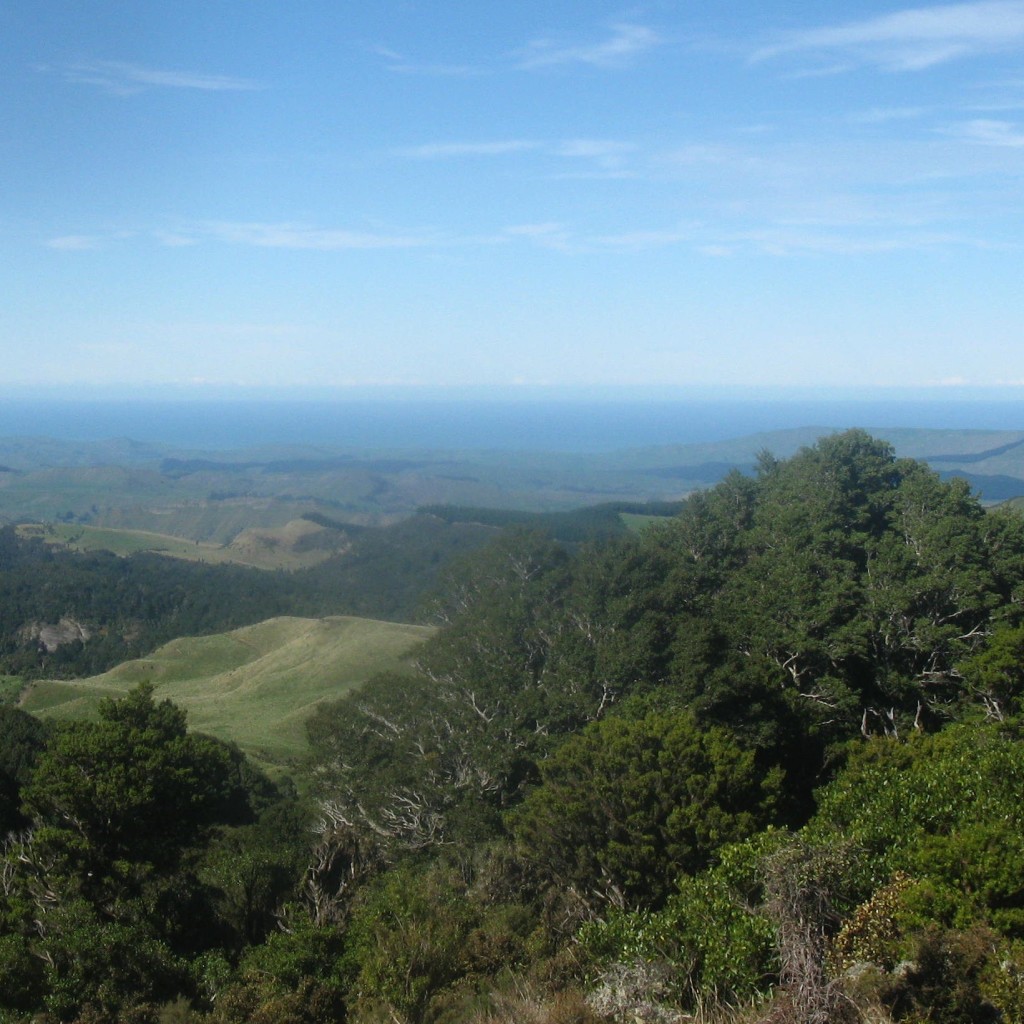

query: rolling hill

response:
[4,427,1024,559]
[18,517,351,570]
[19,615,433,769]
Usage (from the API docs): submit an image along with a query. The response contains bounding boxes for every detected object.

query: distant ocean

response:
[0,396,1022,452]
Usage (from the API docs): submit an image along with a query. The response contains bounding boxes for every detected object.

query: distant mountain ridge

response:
[0,425,1023,533]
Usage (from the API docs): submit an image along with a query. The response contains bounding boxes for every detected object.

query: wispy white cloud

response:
[396,140,539,159]
[44,220,481,254]
[45,234,104,251]
[554,138,637,164]
[592,228,696,249]
[952,117,1024,144]
[503,222,566,237]
[754,1,1024,71]
[372,21,658,78]
[154,231,198,248]
[848,106,929,124]
[730,227,958,256]
[394,137,636,173]
[504,219,982,258]
[49,60,260,95]
[661,142,739,167]
[370,43,485,77]
[544,138,638,178]
[502,222,573,250]
[517,22,659,70]
[203,221,434,250]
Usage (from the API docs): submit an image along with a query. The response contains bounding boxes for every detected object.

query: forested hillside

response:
[3,431,1024,1023]
[0,514,496,678]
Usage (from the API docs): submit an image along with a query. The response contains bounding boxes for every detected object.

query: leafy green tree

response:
[642,431,1019,741]
[862,468,1000,709]
[34,897,187,1021]
[958,621,1024,719]
[200,801,312,950]
[0,686,268,1019]
[0,706,47,833]
[579,829,789,1008]
[209,915,348,1024]
[23,683,237,875]
[309,531,602,849]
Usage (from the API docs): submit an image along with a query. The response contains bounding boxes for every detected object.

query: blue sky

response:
[4,1,1024,392]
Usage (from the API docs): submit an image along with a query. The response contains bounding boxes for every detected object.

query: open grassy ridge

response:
[19,522,232,560]
[17,519,346,570]
[20,615,433,769]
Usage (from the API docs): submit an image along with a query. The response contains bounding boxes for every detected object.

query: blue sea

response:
[0,394,1022,452]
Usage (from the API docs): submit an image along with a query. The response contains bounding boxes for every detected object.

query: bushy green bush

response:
[579,829,788,1008]
[511,711,782,911]
[806,725,1024,932]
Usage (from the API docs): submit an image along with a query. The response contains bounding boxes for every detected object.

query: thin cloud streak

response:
[45,235,103,251]
[367,41,486,77]
[554,139,637,164]
[56,60,260,94]
[204,222,434,250]
[754,1,1024,71]
[394,137,637,172]
[502,222,573,250]
[951,117,1024,144]
[396,140,539,159]
[517,22,659,69]
[848,106,929,123]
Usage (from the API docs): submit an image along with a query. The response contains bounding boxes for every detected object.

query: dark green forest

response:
[4,431,1024,1023]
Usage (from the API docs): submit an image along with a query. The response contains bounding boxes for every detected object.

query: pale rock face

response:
[26,617,91,652]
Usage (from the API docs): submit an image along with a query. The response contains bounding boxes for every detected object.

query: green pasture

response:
[17,520,340,570]
[620,512,670,533]
[21,615,433,771]
[21,522,225,558]
[0,676,26,705]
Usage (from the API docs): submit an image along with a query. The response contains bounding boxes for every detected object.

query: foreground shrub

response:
[579,830,788,1010]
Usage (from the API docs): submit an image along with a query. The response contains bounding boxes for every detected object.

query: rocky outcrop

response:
[24,617,91,652]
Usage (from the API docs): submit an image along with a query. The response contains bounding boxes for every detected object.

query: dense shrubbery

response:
[3,431,1024,1023]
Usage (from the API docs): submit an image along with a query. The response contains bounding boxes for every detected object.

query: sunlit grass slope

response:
[21,616,432,767]
[17,520,344,570]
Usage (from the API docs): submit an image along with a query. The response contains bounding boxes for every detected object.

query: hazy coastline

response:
[2,392,1023,452]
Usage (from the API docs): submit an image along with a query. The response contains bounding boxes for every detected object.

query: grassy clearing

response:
[21,615,433,771]
[620,512,673,533]
[20,522,227,559]
[0,676,26,706]
[17,521,341,570]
